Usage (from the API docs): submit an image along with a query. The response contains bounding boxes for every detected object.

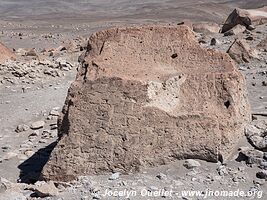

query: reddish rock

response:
[42,25,251,181]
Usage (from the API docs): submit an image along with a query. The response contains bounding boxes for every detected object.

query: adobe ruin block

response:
[42,25,251,181]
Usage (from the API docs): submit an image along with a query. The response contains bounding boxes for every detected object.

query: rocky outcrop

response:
[0,42,15,63]
[227,39,259,63]
[42,25,251,181]
[221,7,267,33]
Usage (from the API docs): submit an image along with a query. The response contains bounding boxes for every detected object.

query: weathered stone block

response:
[42,25,251,181]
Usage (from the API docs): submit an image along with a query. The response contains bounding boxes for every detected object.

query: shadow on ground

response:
[17,141,57,184]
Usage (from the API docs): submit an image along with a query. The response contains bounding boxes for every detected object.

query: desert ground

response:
[0,0,267,199]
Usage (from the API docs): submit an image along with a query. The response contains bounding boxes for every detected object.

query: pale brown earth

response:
[0,1,267,200]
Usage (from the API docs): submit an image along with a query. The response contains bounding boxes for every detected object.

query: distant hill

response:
[0,0,266,24]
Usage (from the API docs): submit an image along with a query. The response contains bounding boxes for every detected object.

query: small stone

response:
[256,170,267,180]
[15,124,30,133]
[1,145,11,150]
[50,123,58,130]
[31,181,59,197]
[262,81,267,86]
[249,135,267,150]
[245,36,254,41]
[217,165,228,176]
[238,167,245,172]
[39,139,48,144]
[247,25,256,31]
[49,110,60,116]
[245,125,261,137]
[239,147,264,165]
[109,172,120,180]
[50,130,58,138]
[156,173,167,180]
[29,130,40,137]
[210,38,221,46]
[253,179,265,185]
[183,159,201,169]
[24,150,35,157]
[30,121,45,130]
[0,180,7,193]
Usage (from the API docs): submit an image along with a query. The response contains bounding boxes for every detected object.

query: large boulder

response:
[42,25,251,181]
[0,42,15,63]
[221,7,267,33]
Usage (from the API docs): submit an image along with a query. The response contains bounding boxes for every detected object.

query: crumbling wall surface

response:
[42,25,251,181]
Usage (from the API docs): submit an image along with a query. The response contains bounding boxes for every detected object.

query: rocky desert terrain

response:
[0,0,267,200]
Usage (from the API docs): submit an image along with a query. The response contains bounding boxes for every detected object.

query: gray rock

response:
[30,181,59,197]
[210,38,221,46]
[109,172,120,180]
[256,170,267,180]
[15,124,30,133]
[239,147,264,165]
[30,121,45,130]
[156,173,167,180]
[245,125,261,137]
[49,110,60,116]
[183,159,201,169]
[249,135,267,150]
[0,180,7,193]
[217,165,228,176]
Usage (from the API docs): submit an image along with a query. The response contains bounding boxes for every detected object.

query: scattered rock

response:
[248,135,267,150]
[256,170,267,180]
[29,181,59,197]
[109,173,120,180]
[15,124,30,133]
[0,179,7,193]
[156,173,167,180]
[217,165,228,176]
[210,38,221,46]
[246,36,254,41]
[49,109,60,116]
[30,121,45,130]
[25,48,38,57]
[183,159,201,169]
[239,147,264,165]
